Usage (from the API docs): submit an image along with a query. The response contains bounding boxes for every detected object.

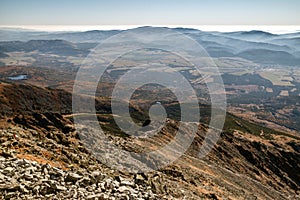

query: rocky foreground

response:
[0,124,210,200]
[0,156,163,200]
[1,117,300,200]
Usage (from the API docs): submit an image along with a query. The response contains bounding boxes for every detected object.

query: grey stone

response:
[0,163,5,169]
[117,186,130,193]
[78,176,91,187]
[3,167,14,175]
[26,166,37,173]
[86,193,106,200]
[0,183,20,191]
[0,172,5,180]
[43,167,48,175]
[33,185,40,194]
[55,185,67,191]
[5,192,15,199]
[66,172,83,182]
[135,174,147,185]
[20,184,29,193]
[91,171,105,181]
[121,180,135,188]
[23,173,34,180]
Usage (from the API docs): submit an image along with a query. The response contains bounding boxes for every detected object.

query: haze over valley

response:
[0,1,300,199]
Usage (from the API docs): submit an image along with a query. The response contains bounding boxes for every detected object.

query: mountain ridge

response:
[0,81,299,199]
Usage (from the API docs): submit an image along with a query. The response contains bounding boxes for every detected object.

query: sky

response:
[0,0,300,26]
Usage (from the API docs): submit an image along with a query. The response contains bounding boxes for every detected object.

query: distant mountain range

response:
[0,40,88,56]
[0,26,300,66]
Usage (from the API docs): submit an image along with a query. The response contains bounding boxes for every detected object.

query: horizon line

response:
[0,25,300,34]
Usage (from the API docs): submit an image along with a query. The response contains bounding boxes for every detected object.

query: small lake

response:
[8,74,28,80]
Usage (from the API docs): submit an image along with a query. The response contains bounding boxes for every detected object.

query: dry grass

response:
[16,153,69,170]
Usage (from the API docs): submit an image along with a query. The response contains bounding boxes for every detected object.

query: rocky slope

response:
[0,82,300,199]
[0,156,161,200]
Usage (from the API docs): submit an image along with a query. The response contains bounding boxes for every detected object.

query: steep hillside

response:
[0,82,72,116]
[0,82,299,199]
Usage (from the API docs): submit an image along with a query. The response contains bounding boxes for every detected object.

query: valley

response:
[0,27,300,199]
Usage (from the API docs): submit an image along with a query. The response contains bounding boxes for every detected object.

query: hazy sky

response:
[0,0,299,25]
